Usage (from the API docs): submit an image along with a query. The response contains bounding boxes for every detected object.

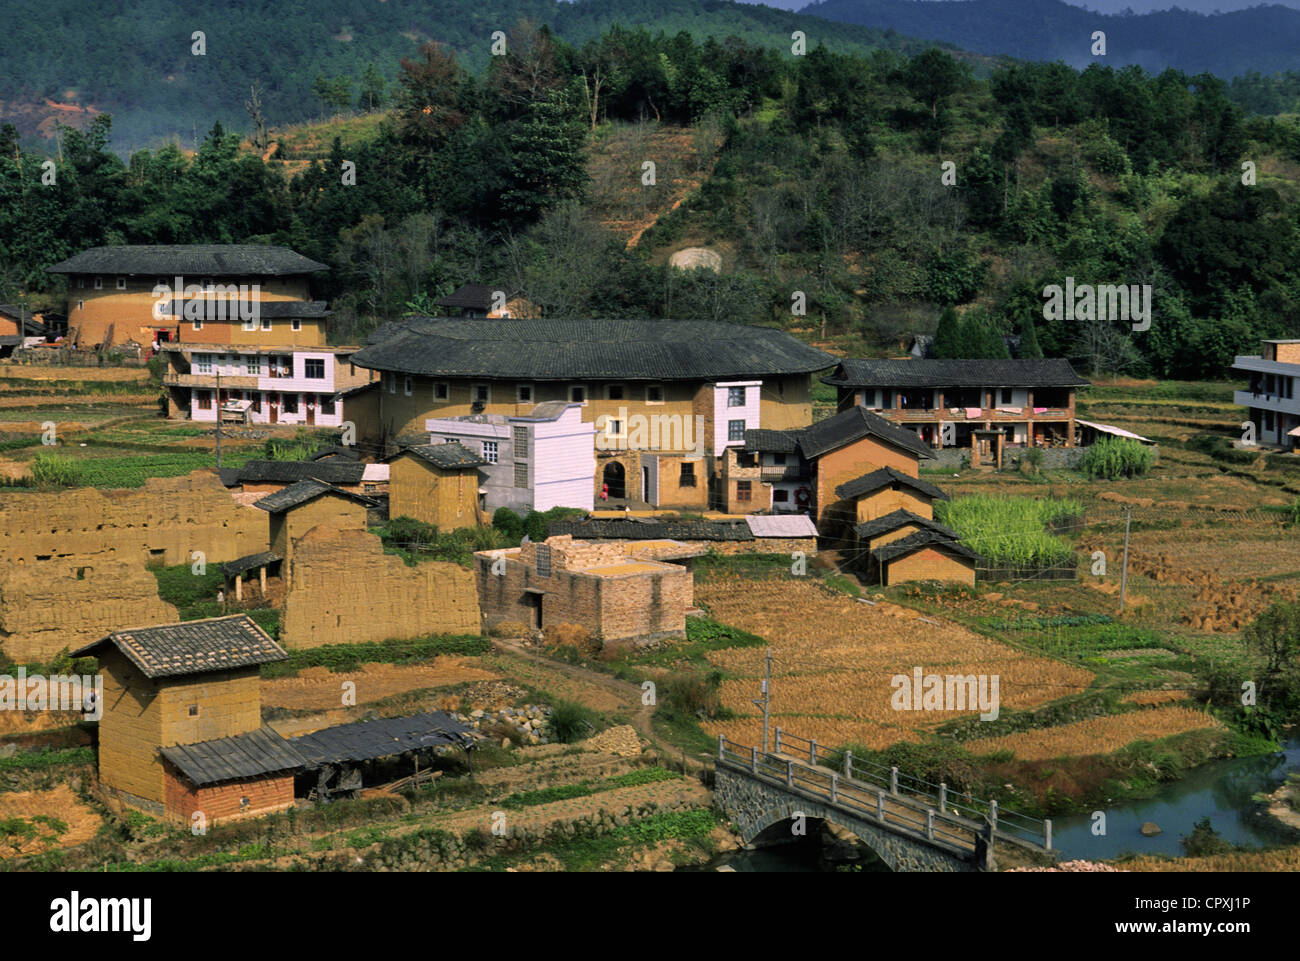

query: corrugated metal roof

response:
[70,614,288,679]
[1076,419,1155,444]
[288,712,474,766]
[745,514,817,538]
[160,727,307,787]
[352,318,836,381]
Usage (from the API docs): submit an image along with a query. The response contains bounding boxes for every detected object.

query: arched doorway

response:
[602,461,626,500]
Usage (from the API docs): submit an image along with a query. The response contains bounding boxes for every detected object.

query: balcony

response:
[163,373,259,389]
[1234,390,1300,417]
[760,465,810,483]
[878,407,1072,423]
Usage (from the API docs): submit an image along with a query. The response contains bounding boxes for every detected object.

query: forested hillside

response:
[0,0,951,148]
[3,24,1299,382]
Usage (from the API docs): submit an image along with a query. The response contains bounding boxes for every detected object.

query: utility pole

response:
[215,369,222,469]
[1119,506,1132,614]
[751,648,773,754]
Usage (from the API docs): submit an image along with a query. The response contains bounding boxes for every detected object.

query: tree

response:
[359,63,387,113]
[395,43,466,151]
[1018,314,1043,358]
[904,49,963,120]
[312,74,353,114]
[500,90,587,222]
[1243,602,1300,711]
[931,305,963,358]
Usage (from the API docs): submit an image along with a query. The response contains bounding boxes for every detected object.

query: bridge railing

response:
[716,737,983,854]
[735,729,1052,851]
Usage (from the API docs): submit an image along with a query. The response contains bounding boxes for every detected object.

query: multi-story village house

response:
[1233,339,1300,450]
[349,317,836,512]
[821,358,1088,467]
[47,245,375,427]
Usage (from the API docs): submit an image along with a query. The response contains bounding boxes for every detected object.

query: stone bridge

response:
[714,733,1052,873]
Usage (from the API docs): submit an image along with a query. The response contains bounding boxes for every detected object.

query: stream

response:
[685,737,1300,871]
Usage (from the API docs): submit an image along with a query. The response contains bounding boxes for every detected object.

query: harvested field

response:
[0,784,100,857]
[1120,690,1190,706]
[696,579,1093,750]
[0,710,83,736]
[1118,849,1300,872]
[479,652,631,713]
[966,706,1222,760]
[261,659,500,712]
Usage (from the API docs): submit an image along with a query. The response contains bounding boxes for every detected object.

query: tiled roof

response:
[835,467,949,502]
[398,442,487,470]
[823,358,1088,389]
[352,318,836,381]
[434,284,502,310]
[871,529,981,565]
[797,406,934,460]
[744,408,932,461]
[219,551,282,577]
[46,245,328,276]
[160,727,307,787]
[289,712,474,766]
[70,614,288,679]
[253,479,375,513]
[237,459,367,485]
[0,305,45,334]
[852,509,960,541]
[549,518,755,542]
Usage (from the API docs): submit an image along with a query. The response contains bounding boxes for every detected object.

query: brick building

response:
[474,535,692,645]
[70,615,302,824]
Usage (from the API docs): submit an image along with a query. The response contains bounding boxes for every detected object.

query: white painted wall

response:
[713,380,762,451]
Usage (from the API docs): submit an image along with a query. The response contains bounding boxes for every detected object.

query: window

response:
[512,426,529,458]
[728,419,746,442]
[606,384,624,400]
[291,317,302,331]
[77,277,85,289]
[570,385,586,403]
[473,384,490,404]
[516,384,533,403]
[736,480,752,502]
[261,316,272,331]
[403,377,412,396]
[773,489,790,503]
[434,382,449,401]
[250,392,262,413]
[1000,388,1013,405]
[187,704,200,718]
[116,277,126,290]
[282,394,299,414]
[388,373,396,394]
[196,355,212,374]
[196,391,212,410]
[304,359,325,379]
[192,316,203,331]
[482,441,499,464]
[93,276,103,290]
[246,355,261,376]
[679,462,696,487]
[320,395,335,415]
[727,386,746,407]
[1264,410,1275,431]
[646,384,664,404]
[514,462,528,488]
[772,453,786,466]
[242,312,257,331]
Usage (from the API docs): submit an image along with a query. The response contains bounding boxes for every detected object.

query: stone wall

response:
[0,471,268,567]
[0,558,177,663]
[280,526,479,648]
[713,764,977,872]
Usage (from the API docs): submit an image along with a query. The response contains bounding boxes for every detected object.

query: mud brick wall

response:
[163,766,294,824]
[886,548,976,587]
[0,558,177,663]
[280,526,479,648]
[97,649,166,804]
[0,471,268,566]
[159,669,262,747]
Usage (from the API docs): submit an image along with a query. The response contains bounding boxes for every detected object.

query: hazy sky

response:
[751,0,1300,13]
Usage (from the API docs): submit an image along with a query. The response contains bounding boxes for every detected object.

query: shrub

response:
[1080,437,1154,480]
[547,622,594,654]
[548,699,601,743]
[492,508,525,541]
[1181,817,1233,857]
[662,670,724,719]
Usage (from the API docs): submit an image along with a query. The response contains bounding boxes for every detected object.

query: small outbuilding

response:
[387,442,487,529]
